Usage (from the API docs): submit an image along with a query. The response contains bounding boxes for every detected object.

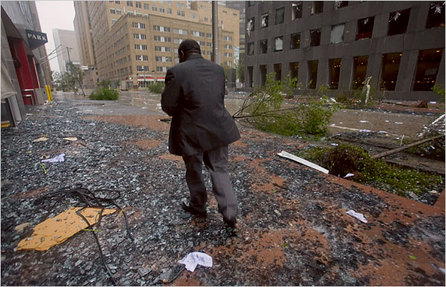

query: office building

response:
[2,1,52,127]
[74,1,240,88]
[53,29,81,73]
[245,1,445,100]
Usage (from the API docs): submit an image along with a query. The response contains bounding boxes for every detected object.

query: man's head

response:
[178,39,201,62]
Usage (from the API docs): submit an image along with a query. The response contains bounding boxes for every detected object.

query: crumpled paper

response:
[346,210,368,223]
[41,153,65,163]
[178,252,213,272]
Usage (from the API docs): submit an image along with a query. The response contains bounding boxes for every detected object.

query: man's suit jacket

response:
[161,54,240,156]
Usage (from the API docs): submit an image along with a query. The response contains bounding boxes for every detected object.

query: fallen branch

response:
[371,135,443,159]
[277,151,329,174]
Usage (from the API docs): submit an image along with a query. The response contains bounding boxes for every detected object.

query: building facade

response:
[53,29,81,73]
[74,1,240,89]
[1,1,52,127]
[245,1,445,100]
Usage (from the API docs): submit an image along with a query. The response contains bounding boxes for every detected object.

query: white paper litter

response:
[277,151,329,174]
[41,153,65,163]
[33,137,48,142]
[346,210,368,223]
[344,173,354,178]
[178,252,213,272]
[359,120,368,123]
[63,137,78,141]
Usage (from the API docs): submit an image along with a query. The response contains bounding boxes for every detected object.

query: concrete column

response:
[395,50,417,92]
[339,56,353,90]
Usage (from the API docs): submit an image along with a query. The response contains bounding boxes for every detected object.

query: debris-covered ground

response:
[1,96,445,286]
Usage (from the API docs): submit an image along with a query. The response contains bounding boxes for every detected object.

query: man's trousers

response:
[182,145,237,222]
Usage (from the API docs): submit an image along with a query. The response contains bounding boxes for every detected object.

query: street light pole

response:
[212,1,220,65]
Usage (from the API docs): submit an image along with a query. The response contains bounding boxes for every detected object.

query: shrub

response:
[89,87,119,100]
[148,82,165,94]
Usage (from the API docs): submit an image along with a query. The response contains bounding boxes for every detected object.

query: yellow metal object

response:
[17,206,116,251]
[1,121,11,128]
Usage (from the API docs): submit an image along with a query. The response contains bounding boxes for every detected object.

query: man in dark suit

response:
[161,39,240,233]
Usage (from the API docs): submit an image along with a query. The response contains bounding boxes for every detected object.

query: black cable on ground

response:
[34,185,134,285]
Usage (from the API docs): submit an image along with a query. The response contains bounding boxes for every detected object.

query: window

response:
[274,63,282,81]
[152,6,157,11]
[144,3,149,9]
[311,1,323,14]
[259,39,268,54]
[248,66,254,88]
[160,7,165,13]
[426,2,445,28]
[334,1,348,9]
[328,58,342,89]
[135,2,141,8]
[116,9,121,15]
[177,10,185,16]
[247,17,255,36]
[381,53,402,91]
[356,17,374,40]
[275,8,285,24]
[127,1,133,7]
[388,9,410,36]
[247,42,255,55]
[290,62,299,80]
[292,2,303,20]
[260,65,267,86]
[137,65,148,71]
[352,56,368,89]
[308,60,318,89]
[167,8,172,14]
[110,8,115,14]
[330,24,344,44]
[207,33,212,38]
[274,36,283,51]
[413,49,443,91]
[261,13,269,28]
[310,29,321,46]
[248,1,255,7]
[290,33,301,49]
[207,42,212,47]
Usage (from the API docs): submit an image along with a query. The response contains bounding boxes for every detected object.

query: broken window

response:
[329,58,342,89]
[290,33,301,49]
[413,48,443,91]
[261,13,269,28]
[290,62,299,80]
[247,42,255,55]
[259,39,268,54]
[274,36,283,51]
[381,53,402,91]
[388,8,411,36]
[308,60,318,89]
[330,24,345,44]
[292,2,303,20]
[335,1,348,9]
[356,16,374,40]
[260,65,267,86]
[310,29,321,46]
[275,7,285,24]
[311,1,323,15]
[426,2,445,28]
[352,56,368,89]
[248,66,254,88]
[247,17,255,36]
[274,63,282,82]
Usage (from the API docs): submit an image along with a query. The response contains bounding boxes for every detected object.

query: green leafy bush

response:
[233,73,340,138]
[89,87,119,100]
[148,82,165,94]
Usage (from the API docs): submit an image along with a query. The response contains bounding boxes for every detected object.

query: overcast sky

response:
[35,1,75,73]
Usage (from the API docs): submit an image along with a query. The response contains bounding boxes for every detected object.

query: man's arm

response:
[161,69,180,116]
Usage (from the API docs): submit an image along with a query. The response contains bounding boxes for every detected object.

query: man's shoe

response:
[181,202,207,218]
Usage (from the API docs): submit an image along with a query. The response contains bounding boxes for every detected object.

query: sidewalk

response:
[1,97,444,286]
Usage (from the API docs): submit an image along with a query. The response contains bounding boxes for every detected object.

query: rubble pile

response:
[1,99,444,285]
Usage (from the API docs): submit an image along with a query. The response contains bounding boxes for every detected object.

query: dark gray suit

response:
[161,54,240,222]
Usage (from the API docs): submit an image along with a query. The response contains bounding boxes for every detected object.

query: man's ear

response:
[179,50,184,58]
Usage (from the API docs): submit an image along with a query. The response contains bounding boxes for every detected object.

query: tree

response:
[53,63,86,96]
[236,56,245,85]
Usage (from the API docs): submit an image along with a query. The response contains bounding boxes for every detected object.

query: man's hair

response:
[178,39,201,55]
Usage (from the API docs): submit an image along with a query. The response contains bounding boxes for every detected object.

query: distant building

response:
[74,1,240,89]
[1,1,52,127]
[53,29,81,73]
[245,1,445,100]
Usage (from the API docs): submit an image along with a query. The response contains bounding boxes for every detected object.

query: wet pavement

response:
[1,92,445,285]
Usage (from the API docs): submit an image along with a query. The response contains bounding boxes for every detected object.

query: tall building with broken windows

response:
[74,1,239,89]
[245,1,445,100]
